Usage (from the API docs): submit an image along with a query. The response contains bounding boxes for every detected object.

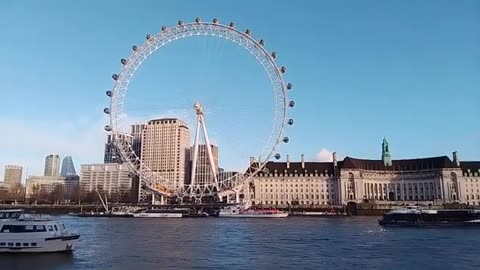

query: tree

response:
[29,184,41,205]
[49,184,65,205]
[0,189,8,204]
[9,183,25,204]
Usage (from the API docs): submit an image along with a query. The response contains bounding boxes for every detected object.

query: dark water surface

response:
[1,216,478,270]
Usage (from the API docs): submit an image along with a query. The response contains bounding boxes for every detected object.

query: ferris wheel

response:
[104,18,294,203]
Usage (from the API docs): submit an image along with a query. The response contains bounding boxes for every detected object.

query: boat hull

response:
[133,213,182,218]
[218,213,288,218]
[0,235,79,253]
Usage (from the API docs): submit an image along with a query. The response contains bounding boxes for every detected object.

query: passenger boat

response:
[378,207,480,227]
[132,209,183,218]
[0,209,80,253]
[219,204,288,218]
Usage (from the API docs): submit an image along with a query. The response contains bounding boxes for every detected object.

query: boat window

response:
[61,224,66,229]
[0,242,5,246]
[47,225,53,231]
[23,243,29,247]
[8,243,13,247]
[25,225,34,231]
[15,243,21,247]
[35,225,46,232]
[31,243,37,247]
[54,225,58,231]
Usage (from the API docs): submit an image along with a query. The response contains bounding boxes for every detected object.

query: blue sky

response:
[0,0,478,179]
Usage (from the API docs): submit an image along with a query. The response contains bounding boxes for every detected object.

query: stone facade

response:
[252,151,480,207]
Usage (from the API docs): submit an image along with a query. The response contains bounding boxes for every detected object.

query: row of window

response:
[260,194,335,200]
[0,224,63,233]
[260,183,332,188]
[257,201,332,205]
[0,242,37,247]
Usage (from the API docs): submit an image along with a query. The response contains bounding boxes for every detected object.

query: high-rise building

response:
[131,124,146,159]
[4,165,23,187]
[104,134,121,163]
[44,154,61,177]
[190,144,219,186]
[141,118,190,190]
[79,163,133,200]
[60,156,77,178]
[104,133,134,163]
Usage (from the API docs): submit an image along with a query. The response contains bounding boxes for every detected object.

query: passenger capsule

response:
[288,119,294,125]
[161,26,167,31]
[245,29,251,35]
[195,17,201,23]
[112,74,119,81]
[229,22,235,28]
[271,52,277,59]
[259,39,265,46]
[146,34,151,40]
[104,125,112,132]
[121,58,127,65]
[213,18,218,24]
[274,153,281,160]
[289,101,295,107]
[128,172,134,178]
[286,83,292,90]
[106,90,112,97]
[178,20,184,26]
[103,108,110,114]
[281,66,286,74]
[282,137,289,143]
[132,45,137,51]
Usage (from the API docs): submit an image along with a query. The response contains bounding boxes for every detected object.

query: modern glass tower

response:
[60,156,77,177]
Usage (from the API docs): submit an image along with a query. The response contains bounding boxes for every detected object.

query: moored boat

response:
[219,204,288,218]
[0,209,80,253]
[378,207,480,227]
[132,209,183,218]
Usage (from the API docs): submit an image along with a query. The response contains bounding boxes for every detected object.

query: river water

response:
[0,216,478,270]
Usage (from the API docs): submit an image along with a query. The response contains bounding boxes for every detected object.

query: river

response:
[1,216,478,270]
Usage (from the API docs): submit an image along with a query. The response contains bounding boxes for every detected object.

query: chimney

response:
[301,154,305,169]
[452,151,460,167]
[333,152,338,168]
[249,157,255,165]
[286,154,290,169]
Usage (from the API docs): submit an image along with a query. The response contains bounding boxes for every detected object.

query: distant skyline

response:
[0,0,478,180]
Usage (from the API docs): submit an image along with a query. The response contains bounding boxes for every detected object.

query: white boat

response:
[132,209,182,218]
[0,209,80,253]
[219,203,288,218]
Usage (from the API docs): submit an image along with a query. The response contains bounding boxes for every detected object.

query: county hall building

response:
[252,139,480,207]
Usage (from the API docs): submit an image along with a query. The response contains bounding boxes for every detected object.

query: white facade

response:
[79,163,132,198]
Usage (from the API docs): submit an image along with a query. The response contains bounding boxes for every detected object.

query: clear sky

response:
[0,0,478,180]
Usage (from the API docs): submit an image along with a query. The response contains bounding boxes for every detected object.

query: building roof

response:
[340,156,457,171]
[460,161,480,174]
[254,161,337,176]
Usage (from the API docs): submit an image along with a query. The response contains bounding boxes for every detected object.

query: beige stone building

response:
[25,176,78,200]
[252,139,480,207]
[253,154,337,207]
[3,165,22,187]
[79,163,132,199]
[141,118,190,190]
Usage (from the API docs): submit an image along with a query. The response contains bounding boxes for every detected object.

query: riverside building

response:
[252,139,480,207]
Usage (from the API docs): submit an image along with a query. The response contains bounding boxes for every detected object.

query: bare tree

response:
[49,184,65,205]
[29,184,41,205]
[9,183,25,204]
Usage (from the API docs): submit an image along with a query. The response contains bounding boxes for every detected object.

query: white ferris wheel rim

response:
[106,18,293,198]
